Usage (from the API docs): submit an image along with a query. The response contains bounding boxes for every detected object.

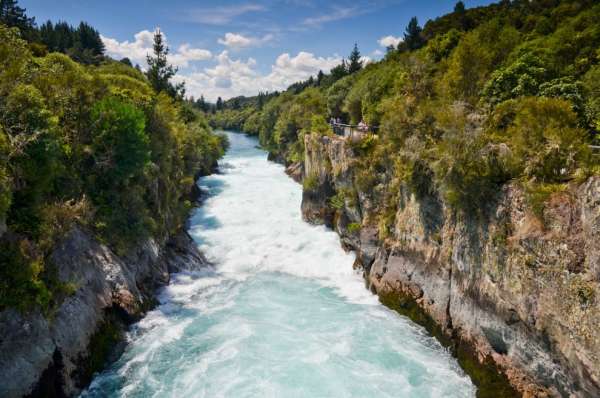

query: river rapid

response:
[82,131,475,398]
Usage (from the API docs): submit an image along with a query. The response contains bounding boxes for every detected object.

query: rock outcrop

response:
[0,228,208,398]
[301,133,600,397]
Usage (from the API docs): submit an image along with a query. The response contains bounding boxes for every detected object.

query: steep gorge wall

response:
[300,133,600,397]
[0,227,209,398]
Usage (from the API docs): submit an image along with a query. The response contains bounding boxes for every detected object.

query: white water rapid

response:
[82,131,475,397]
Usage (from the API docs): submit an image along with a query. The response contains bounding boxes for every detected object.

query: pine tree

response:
[403,17,424,51]
[330,60,348,81]
[146,29,185,98]
[0,0,35,33]
[348,43,363,74]
[120,57,133,67]
[216,97,223,111]
[317,70,324,86]
[454,1,470,30]
[76,21,104,55]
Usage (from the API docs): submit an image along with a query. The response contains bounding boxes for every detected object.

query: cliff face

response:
[301,133,600,397]
[0,228,208,398]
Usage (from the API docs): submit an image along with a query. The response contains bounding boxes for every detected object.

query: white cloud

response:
[378,35,402,48]
[185,4,265,25]
[217,32,274,49]
[303,6,360,27]
[176,51,341,102]
[101,29,212,69]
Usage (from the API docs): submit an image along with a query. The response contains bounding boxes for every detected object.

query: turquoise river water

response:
[82,131,475,397]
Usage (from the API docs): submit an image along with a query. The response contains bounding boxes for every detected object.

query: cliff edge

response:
[300,133,600,397]
[0,227,208,398]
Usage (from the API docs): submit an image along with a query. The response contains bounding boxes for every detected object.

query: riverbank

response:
[292,133,600,397]
[0,189,212,398]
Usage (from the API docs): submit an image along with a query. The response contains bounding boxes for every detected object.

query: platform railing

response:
[331,122,378,138]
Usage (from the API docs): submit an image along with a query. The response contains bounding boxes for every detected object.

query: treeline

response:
[208,0,599,233]
[0,2,227,311]
[1,0,105,64]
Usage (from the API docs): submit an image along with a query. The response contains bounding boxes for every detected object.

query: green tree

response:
[403,17,424,51]
[454,1,470,30]
[317,70,325,86]
[482,52,548,105]
[76,21,105,55]
[146,29,184,98]
[90,97,149,185]
[330,61,348,82]
[0,0,35,33]
[348,43,363,74]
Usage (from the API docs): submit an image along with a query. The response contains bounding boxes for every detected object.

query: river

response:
[82,131,475,397]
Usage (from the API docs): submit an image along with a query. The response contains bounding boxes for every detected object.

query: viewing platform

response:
[331,122,379,140]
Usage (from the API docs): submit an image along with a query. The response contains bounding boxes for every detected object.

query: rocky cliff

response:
[299,133,600,398]
[0,227,208,398]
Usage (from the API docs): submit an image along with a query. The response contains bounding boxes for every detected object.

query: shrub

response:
[90,97,149,184]
[492,97,591,182]
[303,173,319,191]
[481,52,548,106]
[329,192,345,209]
[347,222,361,233]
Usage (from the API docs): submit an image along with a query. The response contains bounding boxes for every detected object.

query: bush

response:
[492,97,591,182]
[481,52,548,106]
[90,97,149,184]
[582,65,600,132]
[303,173,319,191]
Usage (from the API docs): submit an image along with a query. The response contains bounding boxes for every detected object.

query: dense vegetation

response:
[209,0,600,235]
[0,2,227,312]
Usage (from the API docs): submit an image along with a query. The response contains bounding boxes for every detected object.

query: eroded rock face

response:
[301,133,600,397]
[0,228,208,398]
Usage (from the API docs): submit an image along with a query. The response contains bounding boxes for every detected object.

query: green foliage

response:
[492,97,591,182]
[426,29,462,62]
[0,25,30,93]
[38,20,105,64]
[347,222,361,233]
[208,0,599,222]
[348,43,363,74]
[0,0,35,34]
[90,97,149,184]
[0,127,10,221]
[435,105,515,213]
[481,52,548,105]
[0,239,51,311]
[146,29,184,99]
[403,17,424,51]
[523,182,566,221]
[326,75,354,120]
[441,20,520,103]
[582,65,600,131]
[0,21,226,312]
[329,192,345,209]
[343,61,400,124]
[303,173,319,191]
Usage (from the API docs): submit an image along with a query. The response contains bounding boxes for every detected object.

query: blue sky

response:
[21,0,496,101]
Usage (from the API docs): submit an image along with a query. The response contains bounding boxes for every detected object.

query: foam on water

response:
[81,132,475,398]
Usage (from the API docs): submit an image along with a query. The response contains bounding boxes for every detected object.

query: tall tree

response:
[348,43,363,74]
[216,97,223,111]
[146,29,185,98]
[454,1,470,30]
[330,60,348,81]
[403,17,424,51]
[0,0,35,33]
[317,70,325,86]
[76,21,104,55]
